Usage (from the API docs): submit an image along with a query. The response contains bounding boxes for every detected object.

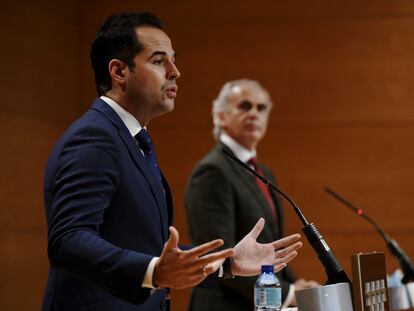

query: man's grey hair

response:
[212,79,273,139]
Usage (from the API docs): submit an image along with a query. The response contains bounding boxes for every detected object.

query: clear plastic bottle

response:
[254,265,281,311]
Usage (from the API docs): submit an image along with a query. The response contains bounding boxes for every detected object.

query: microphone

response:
[223,149,350,284]
[325,187,414,284]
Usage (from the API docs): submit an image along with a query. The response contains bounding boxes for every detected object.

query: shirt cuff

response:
[142,257,159,288]
[218,265,224,277]
[282,284,295,308]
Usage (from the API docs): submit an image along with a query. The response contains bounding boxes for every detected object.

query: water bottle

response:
[254,265,281,311]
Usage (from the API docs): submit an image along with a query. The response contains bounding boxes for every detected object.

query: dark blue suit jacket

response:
[42,98,174,311]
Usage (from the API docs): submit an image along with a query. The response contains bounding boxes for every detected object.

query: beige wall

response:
[2,1,414,309]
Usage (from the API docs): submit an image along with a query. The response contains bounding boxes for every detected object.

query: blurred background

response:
[1,0,414,309]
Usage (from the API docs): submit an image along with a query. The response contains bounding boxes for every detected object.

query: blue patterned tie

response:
[135,129,163,187]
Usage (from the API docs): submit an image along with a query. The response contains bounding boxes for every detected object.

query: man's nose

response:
[248,105,261,116]
[167,62,181,80]
[246,109,259,120]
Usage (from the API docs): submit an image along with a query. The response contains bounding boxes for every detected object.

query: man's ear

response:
[217,111,227,127]
[108,59,127,85]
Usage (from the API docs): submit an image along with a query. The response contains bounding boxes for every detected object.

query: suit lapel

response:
[162,172,174,226]
[117,127,169,240]
[91,98,169,241]
[217,143,279,237]
[268,178,284,239]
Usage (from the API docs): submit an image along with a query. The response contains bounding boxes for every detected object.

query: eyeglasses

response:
[236,100,269,113]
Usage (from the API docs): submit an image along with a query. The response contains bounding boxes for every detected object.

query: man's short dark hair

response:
[90,12,163,96]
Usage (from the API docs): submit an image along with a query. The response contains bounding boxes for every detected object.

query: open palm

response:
[231,218,302,276]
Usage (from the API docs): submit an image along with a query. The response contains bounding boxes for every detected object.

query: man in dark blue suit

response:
[41,12,302,311]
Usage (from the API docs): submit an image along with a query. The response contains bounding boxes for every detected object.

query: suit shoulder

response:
[67,108,116,135]
[191,145,232,174]
[54,108,118,147]
[46,108,120,169]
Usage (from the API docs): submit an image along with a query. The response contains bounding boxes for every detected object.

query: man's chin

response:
[165,100,175,112]
[161,96,175,109]
[245,130,262,139]
[150,101,175,121]
[244,133,262,145]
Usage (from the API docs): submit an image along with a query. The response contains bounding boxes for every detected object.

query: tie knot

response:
[248,157,258,168]
[135,129,153,152]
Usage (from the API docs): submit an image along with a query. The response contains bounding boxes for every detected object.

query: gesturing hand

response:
[231,218,302,276]
[153,226,235,289]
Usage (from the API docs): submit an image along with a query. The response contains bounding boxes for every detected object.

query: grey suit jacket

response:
[185,143,296,311]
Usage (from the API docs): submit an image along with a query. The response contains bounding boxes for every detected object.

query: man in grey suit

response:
[185,79,318,310]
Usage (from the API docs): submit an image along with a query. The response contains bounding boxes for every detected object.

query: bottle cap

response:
[261,265,274,273]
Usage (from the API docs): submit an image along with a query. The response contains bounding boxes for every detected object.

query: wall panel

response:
[0,0,80,310]
[2,1,414,310]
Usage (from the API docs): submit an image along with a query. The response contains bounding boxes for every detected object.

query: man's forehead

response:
[229,84,270,103]
[136,27,174,54]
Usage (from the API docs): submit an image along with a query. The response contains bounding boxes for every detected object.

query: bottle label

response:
[255,287,281,306]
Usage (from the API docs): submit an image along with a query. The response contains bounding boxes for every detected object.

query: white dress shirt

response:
[219,132,256,163]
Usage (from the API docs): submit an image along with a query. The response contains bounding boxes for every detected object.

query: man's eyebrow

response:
[149,51,176,59]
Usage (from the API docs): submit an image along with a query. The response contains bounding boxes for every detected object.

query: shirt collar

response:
[100,96,143,137]
[219,132,256,163]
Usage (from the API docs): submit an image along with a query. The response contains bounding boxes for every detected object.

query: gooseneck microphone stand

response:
[223,149,350,285]
[325,187,414,284]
